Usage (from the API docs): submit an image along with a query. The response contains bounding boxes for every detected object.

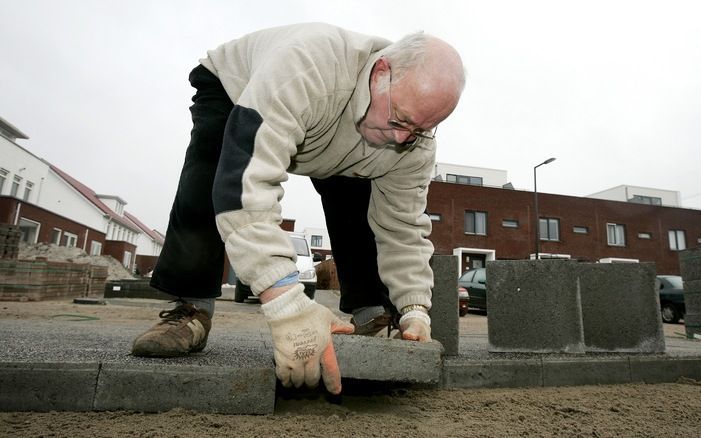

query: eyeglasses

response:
[387,69,438,142]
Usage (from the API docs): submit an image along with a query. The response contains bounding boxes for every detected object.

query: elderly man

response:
[132,23,465,394]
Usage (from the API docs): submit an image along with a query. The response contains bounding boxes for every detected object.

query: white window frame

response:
[10,175,22,197]
[0,168,8,194]
[465,211,487,235]
[23,181,34,201]
[539,218,560,241]
[63,232,78,248]
[51,228,62,245]
[123,250,133,269]
[502,219,519,228]
[668,230,686,251]
[310,235,323,247]
[427,213,442,222]
[573,226,588,234]
[90,240,102,256]
[607,223,626,247]
[638,232,652,240]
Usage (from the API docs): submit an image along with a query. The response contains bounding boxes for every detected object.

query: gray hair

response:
[380,31,466,94]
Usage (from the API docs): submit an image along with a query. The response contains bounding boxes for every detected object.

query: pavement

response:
[1,289,701,414]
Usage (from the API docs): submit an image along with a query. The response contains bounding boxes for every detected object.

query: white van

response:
[233,232,318,303]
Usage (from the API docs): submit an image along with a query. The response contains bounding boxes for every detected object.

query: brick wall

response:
[427,181,701,275]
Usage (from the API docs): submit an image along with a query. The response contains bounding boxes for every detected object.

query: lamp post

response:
[534,157,556,260]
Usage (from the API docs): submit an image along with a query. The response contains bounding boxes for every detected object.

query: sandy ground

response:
[1,299,700,437]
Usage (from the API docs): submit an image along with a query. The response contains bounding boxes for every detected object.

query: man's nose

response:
[392,129,414,144]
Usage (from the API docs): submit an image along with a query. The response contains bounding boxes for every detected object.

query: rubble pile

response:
[19,242,134,281]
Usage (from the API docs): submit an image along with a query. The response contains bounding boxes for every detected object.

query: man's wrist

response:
[400,304,429,315]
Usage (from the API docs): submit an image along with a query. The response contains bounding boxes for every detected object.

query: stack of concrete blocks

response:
[0,259,108,301]
[487,260,665,353]
[0,224,20,259]
[679,248,701,339]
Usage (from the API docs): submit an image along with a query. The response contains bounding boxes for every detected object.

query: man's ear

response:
[370,57,391,86]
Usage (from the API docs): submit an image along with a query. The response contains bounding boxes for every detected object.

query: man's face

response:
[358,60,458,147]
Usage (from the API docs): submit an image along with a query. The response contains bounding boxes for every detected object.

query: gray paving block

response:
[333,335,443,383]
[487,260,585,353]
[429,255,459,356]
[442,358,542,388]
[542,358,631,387]
[679,248,701,281]
[578,263,665,353]
[683,282,701,312]
[684,313,701,338]
[0,362,99,412]
[629,357,701,383]
[94,363,276,414]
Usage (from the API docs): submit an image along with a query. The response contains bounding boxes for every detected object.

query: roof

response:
[49,164,141,232]
[0,116,29,140]
[124,211,165,244]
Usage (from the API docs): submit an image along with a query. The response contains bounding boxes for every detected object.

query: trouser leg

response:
[150,65,232,298]
[310,176,395,314]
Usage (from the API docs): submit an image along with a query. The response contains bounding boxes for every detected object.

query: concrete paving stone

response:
[94,363,276,414]
[442,358,542,388]
[679,248,701,281]
[333,335,443,384]
[0,362,99,412]
[578,263,665,353]
[542,358,632,387]
[487,260,585,353]
[684,313,701,338]
[683,282,701,313]
[629,356,701,383]
[429,255,459,356]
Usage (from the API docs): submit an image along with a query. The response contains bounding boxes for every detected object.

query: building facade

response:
[427,180,701,276]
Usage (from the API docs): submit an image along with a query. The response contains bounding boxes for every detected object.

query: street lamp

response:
[534,157,556,260]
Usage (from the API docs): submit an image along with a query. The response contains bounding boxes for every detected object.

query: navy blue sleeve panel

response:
[212,104,263,214]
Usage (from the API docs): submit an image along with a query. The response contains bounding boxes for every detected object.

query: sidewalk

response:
[1,290,700,414]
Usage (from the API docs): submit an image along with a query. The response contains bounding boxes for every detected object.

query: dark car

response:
[657,275,685,324]
[458,267,487,311]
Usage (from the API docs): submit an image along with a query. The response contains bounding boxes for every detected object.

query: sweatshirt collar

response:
[351,52,382,125]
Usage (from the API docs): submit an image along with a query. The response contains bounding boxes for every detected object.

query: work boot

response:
[132,302,211,357]
[350,312,401,338]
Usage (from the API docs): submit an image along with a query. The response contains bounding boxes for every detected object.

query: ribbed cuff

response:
[260,283,312,321]
[399,310,431,327]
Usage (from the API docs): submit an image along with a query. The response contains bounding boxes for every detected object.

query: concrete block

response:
[429,255,459,356]
[542,358,631,387]
[679,248,701,281]
[333,334,443,384]
[0,362,99,411]
[630,357,701,383]
[94,363,276,414]
[683,282,701,312]
[442,358,542,388]
[487,260,585,353]
[578,263,665,353]
[684,313,701,339]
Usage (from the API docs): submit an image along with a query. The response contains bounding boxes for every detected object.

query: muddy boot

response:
[132,302,212,357]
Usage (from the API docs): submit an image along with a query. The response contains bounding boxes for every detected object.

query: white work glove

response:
[261,284,355,394]
[399,310,432,342]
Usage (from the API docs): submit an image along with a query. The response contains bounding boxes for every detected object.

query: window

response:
[539,218,560,241]
[23,181,34,201]
[502,219,519,228]
[427,213,442,222]
[638,232,652,240]
[668,230,686,251]
[311,235,323,247]
[123,251,133,269]
[465,211,487,235]
[90,241,102,256]
[573,226,588,234]
[51,228,62,245]
[607,223,626,246]
[446,173,483,186]
[629,195,662,205]
[10,175,22,197]
[63,232,78,248]
[0,168,8,193]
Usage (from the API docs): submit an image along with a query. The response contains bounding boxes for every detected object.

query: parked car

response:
[458,267,487,311]
[657,275,685,324]
[234,233,318,303]
[458,286,470,316]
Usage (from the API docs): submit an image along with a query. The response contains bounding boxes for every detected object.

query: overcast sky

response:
[2,0,700,233]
